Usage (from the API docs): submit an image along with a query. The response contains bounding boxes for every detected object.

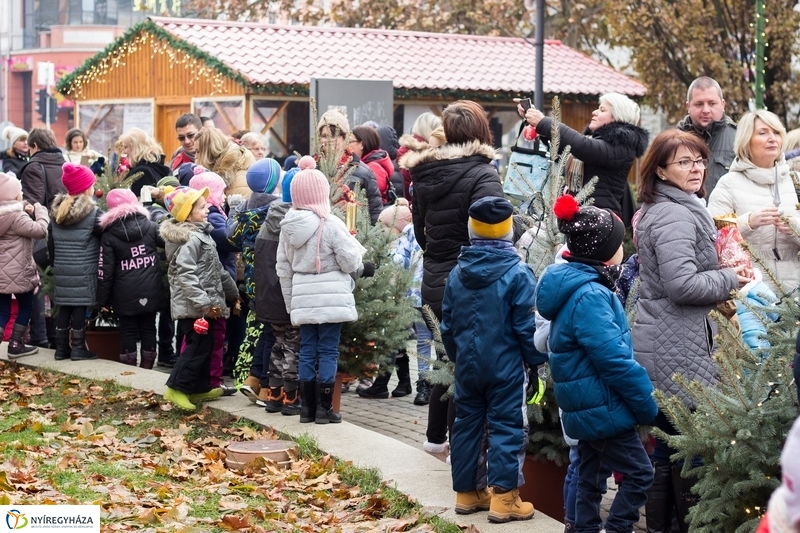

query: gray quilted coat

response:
[159,218,238,320]
[632,181,738,406]
[0,201,48,294]
[48,193,102,307]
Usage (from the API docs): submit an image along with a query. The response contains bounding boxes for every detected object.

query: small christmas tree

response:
[312,100,417,378]
[657,271,799,532]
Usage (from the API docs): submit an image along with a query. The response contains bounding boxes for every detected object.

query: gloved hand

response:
[361,262,375,278]
[526,365,546,405]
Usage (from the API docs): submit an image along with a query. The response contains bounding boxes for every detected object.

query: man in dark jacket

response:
[377,125,404,202]
[20,128,66,209]
[676,76,737,197]
[317,109,382,224]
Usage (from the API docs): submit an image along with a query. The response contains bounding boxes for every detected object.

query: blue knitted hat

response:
[281,167,300,203]
[246,157,281,194]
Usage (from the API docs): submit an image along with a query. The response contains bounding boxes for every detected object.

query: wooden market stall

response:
[57,17,647,162]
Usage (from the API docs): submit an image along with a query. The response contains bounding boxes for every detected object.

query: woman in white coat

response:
[707,110,800,295]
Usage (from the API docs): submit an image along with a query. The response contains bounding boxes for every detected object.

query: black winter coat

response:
[48,193,102,307]
[344,155,382,224]
[254,201,292,325]
[97,204,166,316]
[0,150,28,176]
[21,148,67,209]
[402,141,504,318]
[535,119,648,220]
[127,158,171,197]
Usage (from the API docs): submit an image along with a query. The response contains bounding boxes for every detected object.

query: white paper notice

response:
[122,103,153,136]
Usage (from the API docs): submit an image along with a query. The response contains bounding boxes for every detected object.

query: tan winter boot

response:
[488,488,534,523]
[455,487,492,514]
[239,375,261,403]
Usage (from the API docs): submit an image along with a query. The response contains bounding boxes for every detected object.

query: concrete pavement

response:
[2,346,564,533]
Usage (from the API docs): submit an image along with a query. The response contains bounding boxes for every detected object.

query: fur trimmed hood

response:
[399,140,496,170]
[100,203,151,229]
[51,193,97,226]
[0,201,24,234]
[206,144,255,188]
[159,217,211,245]
[398,133,431,153]
[588,121,649,158]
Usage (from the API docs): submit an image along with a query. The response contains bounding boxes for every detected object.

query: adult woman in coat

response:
[195,127,254,199]
[397,112,441,201]
[119,128,171,198]
[707,110,800,295]
[633,130,750,533]
[351,125,393,204]
[522,93,648,223]
[19,128,66,209]
[1,126,29,176]
[63,128,101,165]
[401,100,504,456]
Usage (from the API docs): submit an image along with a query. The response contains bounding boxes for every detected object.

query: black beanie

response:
[553,194,625,262]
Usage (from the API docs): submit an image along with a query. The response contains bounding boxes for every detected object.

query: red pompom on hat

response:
[553,194,580,221]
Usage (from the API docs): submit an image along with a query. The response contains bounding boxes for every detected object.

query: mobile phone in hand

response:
[520,98,532,111]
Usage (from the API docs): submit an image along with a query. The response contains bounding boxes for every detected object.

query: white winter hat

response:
[2,126,28,147]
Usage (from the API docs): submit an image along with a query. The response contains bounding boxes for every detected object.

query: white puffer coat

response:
[707,157,800,295]
[276,209,365,326]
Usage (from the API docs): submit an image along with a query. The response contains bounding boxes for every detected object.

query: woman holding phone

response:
[519,93,648,224]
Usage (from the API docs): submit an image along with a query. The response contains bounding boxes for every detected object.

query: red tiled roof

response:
[150,17,646,98]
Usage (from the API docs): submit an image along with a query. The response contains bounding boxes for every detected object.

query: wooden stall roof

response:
[59,17,646,103]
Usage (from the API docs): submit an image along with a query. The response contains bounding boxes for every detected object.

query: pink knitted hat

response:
[0,172,22,202]
[189,171,227,210]
[106,188,138,210]
[61,162,96,196]
[378,198,412,235]
[290,156,331,220]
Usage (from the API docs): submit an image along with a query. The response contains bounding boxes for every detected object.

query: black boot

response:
[646,462,675,533]
[315,382,342,424]
[672,464,699,533]
[7,324,39,359]
[414,379,431,405]
[140,349,157,369]
[119,351,137,366]
[391,354,413,397]
[281,383,301,416]
[358,371,391,399]
[299,380,317,423]
[54,327,71,361]
[70,329,98,361]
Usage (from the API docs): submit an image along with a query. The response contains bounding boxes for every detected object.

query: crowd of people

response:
[2,74,800,532]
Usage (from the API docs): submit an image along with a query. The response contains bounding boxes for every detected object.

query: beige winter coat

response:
[0,201,48,294]
[707,157,800,295]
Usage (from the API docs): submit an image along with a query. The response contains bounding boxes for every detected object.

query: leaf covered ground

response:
[0,361,468,533]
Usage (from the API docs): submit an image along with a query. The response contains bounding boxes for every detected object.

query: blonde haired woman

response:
[708,110,800,294]
[397,112,442,201]
[118,128,171,197]
[195,127,254,198]
[784,127,800,172]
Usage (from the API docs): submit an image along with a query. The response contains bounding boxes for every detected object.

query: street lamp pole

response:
[754,0,765,109]
[534,0,544,110]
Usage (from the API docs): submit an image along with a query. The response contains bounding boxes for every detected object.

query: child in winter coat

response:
[276,156,365,424]
[97,188,166,368]
[249,163,303,415]
[226,158,284,409]
[755,415,800,533]
[160,186,239,411]
[535,195,657,533]
[48,163,102,361]
[358,198,432,403]
[440,196,545,523]
[188,171,239,395]
[0,172,49,358]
